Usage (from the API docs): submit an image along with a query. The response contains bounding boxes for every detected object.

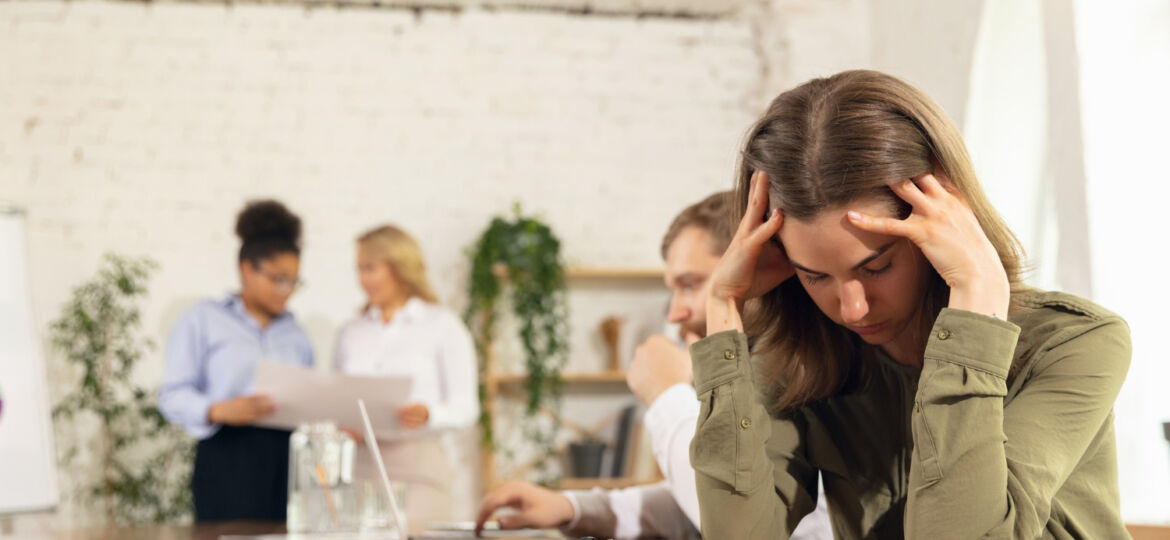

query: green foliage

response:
[50,254,193,524]
[464,205,569,483]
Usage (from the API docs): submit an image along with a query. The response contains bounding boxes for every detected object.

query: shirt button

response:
[937,329,951,340]
[723,350,736,361]
[740,417,752,429]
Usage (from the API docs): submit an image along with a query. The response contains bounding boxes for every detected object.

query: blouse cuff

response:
[688,330,751,394]
[925,308,1021,378]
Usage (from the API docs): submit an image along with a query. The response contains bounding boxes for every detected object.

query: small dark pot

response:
[568,440,607,478]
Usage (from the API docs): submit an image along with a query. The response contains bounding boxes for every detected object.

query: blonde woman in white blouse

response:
[334,224,479,527]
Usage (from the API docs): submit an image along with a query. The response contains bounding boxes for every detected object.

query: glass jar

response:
[286,422,357,532]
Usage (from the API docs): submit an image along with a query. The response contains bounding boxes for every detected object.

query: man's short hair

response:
[660,191,734,259]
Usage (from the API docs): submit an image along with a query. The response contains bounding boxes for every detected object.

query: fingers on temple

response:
[891,178,932,210]
[848,211,914,239]
[749,207,783,245]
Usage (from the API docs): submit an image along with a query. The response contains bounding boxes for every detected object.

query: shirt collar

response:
[224,293,291,325]
[364,296,428,325]
[225,293,246,315]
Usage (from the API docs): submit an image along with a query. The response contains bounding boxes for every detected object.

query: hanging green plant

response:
[464,204,569,478]
[50,254,193,524]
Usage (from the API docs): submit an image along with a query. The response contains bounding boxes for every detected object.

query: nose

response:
[838,280,869,325]
[667,295,691,324]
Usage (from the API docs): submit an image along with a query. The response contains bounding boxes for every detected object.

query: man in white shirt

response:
[475,192,832,539]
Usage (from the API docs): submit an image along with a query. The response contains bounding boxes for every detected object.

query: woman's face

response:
[239,252,301,316]
[357,245,403,308]
[777,197,933,350]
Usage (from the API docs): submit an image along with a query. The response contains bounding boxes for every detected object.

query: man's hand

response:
[475,481,575,535]
[626,334,696,406]
[207,393,275,426]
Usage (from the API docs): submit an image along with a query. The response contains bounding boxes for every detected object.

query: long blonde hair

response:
[357,225,439,306]
[735,70,1030,412]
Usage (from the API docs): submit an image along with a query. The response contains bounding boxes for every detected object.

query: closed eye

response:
[802,273,827,285]
[861,262,892,277]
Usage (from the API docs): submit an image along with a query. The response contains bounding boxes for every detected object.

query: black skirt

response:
[192,425,291,522]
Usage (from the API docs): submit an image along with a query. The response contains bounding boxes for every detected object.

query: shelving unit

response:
[491,370,628,385]
[564,267,664,280]
[556,477,650,490]
[479,266,666,491]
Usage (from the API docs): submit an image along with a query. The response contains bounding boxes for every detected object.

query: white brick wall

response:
[0,0,873,529]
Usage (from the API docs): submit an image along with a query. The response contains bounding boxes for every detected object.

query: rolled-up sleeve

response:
[644,382,701,528]
[562,483,700,540]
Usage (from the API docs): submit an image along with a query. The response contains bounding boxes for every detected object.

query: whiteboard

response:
[0,206,59,514]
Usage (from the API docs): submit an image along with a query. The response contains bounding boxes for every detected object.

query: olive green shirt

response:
[689,290,1131,539]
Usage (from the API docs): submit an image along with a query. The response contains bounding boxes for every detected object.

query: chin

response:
[839,319,895,345]
[855,331,893,345]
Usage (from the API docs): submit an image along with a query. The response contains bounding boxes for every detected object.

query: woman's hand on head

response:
[847,173,1011,319]
[706,170,796,335]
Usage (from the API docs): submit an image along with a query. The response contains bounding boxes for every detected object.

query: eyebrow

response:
[789,241,898,276]
[665,272,705,287]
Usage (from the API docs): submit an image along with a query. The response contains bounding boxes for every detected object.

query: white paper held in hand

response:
[358,398,409,540]
[253,360,411,437]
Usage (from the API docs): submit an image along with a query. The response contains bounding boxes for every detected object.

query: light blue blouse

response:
[158,294,314,439]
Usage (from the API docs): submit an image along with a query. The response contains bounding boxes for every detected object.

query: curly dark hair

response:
[235,199,302,265]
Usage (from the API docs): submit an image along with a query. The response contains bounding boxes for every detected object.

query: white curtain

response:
[1075,0,1170,523]
[966,0,1170,523]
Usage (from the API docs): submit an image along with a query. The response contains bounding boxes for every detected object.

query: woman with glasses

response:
[159,199,314,522]
[333,224,478,527]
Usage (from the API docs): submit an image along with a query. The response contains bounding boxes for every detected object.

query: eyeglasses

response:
[258,270,305,293]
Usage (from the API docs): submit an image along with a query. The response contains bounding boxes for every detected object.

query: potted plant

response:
[464,205,569,483]
[50,254,193,524]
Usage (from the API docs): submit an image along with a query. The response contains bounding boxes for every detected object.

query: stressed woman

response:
[690,71,1130,538]
[333,225,478,527]
[159,200,314,522]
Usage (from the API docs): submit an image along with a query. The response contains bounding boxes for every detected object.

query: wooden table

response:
[26,522,1170,539]
[25,521,566,539]
[1130,523,1170,540]
[28,521,285,540]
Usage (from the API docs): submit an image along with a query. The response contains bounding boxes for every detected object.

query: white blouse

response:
[333,297,479,438]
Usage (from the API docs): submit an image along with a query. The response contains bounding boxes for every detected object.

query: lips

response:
[849,321,887,335]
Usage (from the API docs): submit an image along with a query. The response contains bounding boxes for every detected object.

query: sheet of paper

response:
[253,361,411,438]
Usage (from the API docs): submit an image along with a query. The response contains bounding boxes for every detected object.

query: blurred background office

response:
[1,0,1168,533]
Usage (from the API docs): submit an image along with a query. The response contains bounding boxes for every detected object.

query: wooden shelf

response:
[480,264,663,490]
[565,266,664,280]
[490,370,627,385]
[1128,524,1170,540]
[493,265,664,281]
[556,477,656,490]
